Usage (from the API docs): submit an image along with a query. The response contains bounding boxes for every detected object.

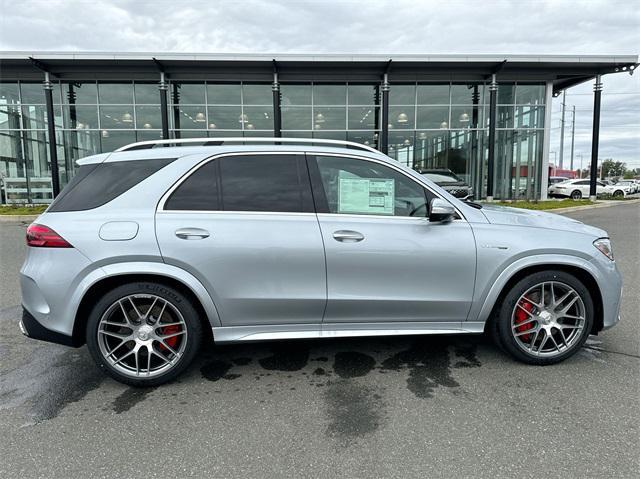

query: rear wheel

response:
[613,189,624,198]
[86,282,202,386]
[570,190,582,200]
[492,270,593,365]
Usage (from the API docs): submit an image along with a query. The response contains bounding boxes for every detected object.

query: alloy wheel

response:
[97,294,188,378]
[511,281,586,358]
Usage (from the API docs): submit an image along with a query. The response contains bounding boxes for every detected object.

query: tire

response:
[491,270,594,365]
[570,190,582,200]
[86,282,202,386]
[613,190,624,198]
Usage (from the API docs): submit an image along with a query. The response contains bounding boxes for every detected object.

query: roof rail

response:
[114,137,381,154]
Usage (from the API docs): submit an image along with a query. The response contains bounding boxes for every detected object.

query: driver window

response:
[311,155,434,217]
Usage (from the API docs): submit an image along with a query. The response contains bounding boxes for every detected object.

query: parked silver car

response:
[20,138,622,386]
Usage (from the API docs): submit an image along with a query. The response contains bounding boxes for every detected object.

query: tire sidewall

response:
[86,282,202,387]
[571,190,582,200]
[497,270,594,365]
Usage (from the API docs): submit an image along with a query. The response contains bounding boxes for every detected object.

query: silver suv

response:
[20,138,622,386]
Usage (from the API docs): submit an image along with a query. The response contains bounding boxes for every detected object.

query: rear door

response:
[155,153,326,327]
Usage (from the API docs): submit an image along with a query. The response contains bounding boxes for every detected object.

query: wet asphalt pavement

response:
[0,203,638,478]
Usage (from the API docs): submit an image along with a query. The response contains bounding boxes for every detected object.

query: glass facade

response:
[0,78,546,204]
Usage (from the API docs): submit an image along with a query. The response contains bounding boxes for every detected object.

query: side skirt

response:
[212,321,486,343]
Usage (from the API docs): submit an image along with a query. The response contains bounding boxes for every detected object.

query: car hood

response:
[479,204,607,237]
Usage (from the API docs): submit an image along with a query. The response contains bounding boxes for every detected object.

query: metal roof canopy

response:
[0,52,637,93]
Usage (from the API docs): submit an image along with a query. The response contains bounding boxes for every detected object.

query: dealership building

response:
[0,52,637,204]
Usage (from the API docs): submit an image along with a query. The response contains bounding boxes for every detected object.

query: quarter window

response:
[310,155,433,217]
[165,160,219,210]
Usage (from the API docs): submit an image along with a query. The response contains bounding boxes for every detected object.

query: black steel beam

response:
[272,60,282,138]
[589,75,603,198]
[43,74,60,197]
[486,75,498,199]
[380,60,392,155]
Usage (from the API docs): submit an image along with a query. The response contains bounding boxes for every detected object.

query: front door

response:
[308,154,477,324]
[155,153,326,327]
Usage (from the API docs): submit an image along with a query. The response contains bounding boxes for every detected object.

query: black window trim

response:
[158,151,315,215]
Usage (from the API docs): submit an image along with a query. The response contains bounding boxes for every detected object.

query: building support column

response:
[43,72,60,197]
[539,81,553,201]
[159,72,170,140]
[380,72,390,155]
[486,74,498,201]
[272,65,282,138]
[589,75,603,200]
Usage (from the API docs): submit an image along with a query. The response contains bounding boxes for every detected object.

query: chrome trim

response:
[212,321,485,343]
[116,137,381,154]
[18,319,28,337]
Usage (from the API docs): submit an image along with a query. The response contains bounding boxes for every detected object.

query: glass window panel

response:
[417,84,450,104]
[99,83,134,104]
[497,105,514,128]
[450,106,480,129]
[134,83,159,104]
[0,103,21,129]
[64,105,99,130]
[416,106,449,129]
[497,84,516,104]
[515,105,545,129]
[175,83,205,104]
[281,106,312,130]
[242,84,272,105]
[347,84,378,105]
[242,106,273,131]
[0,83,20,102]
[176,106,207,129]
[62,82,98,104]
[281,84,311,106]
[100,106,135,129]
[136,129,163,141]
[20,83,46,104]
[389,106,415,130]
[347,131,379,149]
[165,160,219,211]
[207,83,241,105]
[220,154,310,213]
[100,130,136,151]
[313,131,347,141]
[516,84,545,105]
[22,105,63,129]
[62,130,100,167]
[450,84,482,105]
[313,106,346,130]
[348,106,378,130]
[207,106,242,130]
[389,84,415,105]
[135,105,162,129]
[494,129,543,200]
[313,84,346,105]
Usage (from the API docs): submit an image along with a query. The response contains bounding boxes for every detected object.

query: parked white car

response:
[614,180,638,194]
[548,179,609,199]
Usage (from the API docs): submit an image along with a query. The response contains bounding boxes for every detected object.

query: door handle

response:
[332,230,364,242]
[175,228,210,240]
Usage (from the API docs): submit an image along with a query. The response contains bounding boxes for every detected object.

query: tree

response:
[600,159,627,179]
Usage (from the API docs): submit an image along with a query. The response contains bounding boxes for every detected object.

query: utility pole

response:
[570,105,575,170]
[559,90,566,169]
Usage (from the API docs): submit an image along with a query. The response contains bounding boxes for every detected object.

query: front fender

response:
[469,253,603,324]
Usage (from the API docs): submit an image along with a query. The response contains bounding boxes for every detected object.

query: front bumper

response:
[19,307,78,347]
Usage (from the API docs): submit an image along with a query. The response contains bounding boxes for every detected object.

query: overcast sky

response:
[1,0,638,168]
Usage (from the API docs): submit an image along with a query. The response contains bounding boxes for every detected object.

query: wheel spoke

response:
[157,339,179,357]
[112,349,135,367]
[118,300,134,326]
[548,332,561,352]
[143,297,159,321]
[99,329,131,340]
[512,316,537,331]
[134,347,140,376]
[515,303,535,318]
[515,327,537,337]
[529,329,541,352]
[101,320,132,329]
[552,290,573,309]
[146,344,152,375]
[558,294,579,315]
[154,321,183,329]
[157,330,186,340]
[128,296,143,320]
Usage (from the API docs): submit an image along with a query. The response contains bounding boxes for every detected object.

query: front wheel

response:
[570,190,582,200]
[86,282,202,386]
[613,189,624,198]
[491,271,594,365]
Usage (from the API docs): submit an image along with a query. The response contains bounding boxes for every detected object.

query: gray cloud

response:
[1,0,638,167]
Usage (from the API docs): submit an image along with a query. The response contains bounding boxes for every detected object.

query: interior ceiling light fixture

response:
[101,130,109,138]
[315,113,325,123]
[142,123,152,129]
[440,121,449,129]
[459,112,470,123]
[195,112,206,122]
[239,113,249,124]
[397,112,408,123]
[208,123,217,129]
[246,123,255,130]
[121,112,133,123]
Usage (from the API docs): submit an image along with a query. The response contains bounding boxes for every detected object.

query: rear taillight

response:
[26,224,73,248]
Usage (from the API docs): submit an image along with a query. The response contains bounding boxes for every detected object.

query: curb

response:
[549,199,640,214]
[0,215,39,223]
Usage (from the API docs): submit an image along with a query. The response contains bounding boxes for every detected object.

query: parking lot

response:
[1,203,638,478]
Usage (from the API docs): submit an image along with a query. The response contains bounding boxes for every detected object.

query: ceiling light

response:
[121,112,133,123]
[208,122,217,129]
[459,112,470,123]
[238,113,249,124]
[364,140,370,145]
[315,113,325,123]
[195,112,206,122]
[142,123,152,129]
[314,123,322,130]
[76,122,85,130]
[397,112,408,123]
[246,123,255,130]
[418,132,427,140]
[403,139,411,145]
[440,121,448,129]
[101,130,109,138]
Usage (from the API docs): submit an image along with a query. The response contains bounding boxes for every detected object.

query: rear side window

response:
[164,154,313,213]
[49,158,176,212]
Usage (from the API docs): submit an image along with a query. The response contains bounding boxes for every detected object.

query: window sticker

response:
[338,176,395,215]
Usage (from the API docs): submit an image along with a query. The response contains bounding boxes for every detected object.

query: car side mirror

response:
[429,198,455,223]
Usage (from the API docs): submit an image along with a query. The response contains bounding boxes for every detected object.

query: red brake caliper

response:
[515,300,534,342]
[158,325,181,352]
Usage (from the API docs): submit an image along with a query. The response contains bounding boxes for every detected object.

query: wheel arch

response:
[479,263,604,335]
[72,270,218,346]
